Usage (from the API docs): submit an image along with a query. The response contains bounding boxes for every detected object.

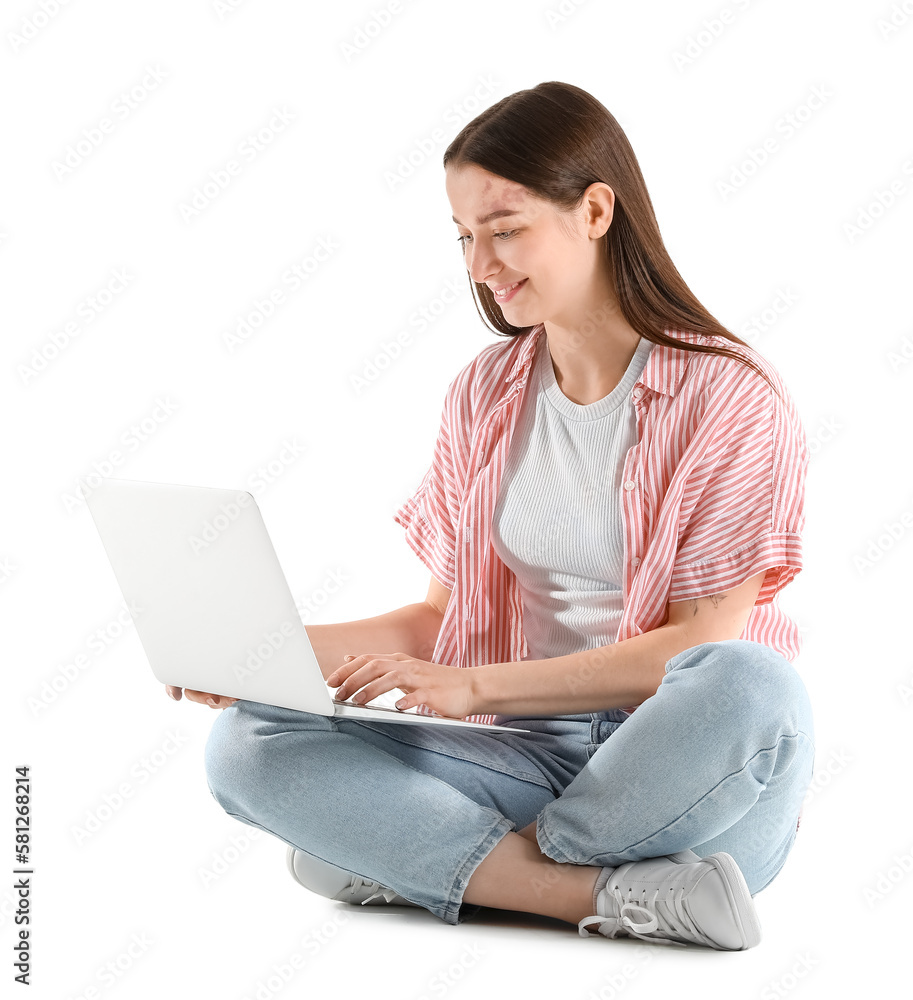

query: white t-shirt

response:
[491,333,653,661]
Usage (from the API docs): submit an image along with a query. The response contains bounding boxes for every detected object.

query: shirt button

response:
[632,388,643,400]
[631,557,641,567]
[623,480,636,491]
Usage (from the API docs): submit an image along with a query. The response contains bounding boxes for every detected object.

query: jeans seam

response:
[617,732,808,859]
[540,730,812,865]
[346,720,554,788]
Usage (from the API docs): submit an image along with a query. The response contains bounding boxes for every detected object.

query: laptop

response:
[84,477,530,733]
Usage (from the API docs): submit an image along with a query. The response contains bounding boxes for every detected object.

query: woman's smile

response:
[492,278,527,302]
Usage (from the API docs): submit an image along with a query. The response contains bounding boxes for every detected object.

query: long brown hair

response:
[442,81,779,394]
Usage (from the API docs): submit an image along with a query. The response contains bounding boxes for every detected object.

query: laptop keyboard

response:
[332,698,420,716]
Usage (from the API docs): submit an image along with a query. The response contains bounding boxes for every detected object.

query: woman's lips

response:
[492,279,527,303]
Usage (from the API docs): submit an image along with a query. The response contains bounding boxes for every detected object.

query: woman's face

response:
[445,162,613,330]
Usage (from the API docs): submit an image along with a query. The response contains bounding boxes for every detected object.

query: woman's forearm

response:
[305,602,445,682]
[469,623,694,716]
[469,573,766,716]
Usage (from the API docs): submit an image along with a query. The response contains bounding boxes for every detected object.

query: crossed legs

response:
[204,640,815,927]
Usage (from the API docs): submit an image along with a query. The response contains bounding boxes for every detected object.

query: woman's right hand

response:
[166,685,238,709]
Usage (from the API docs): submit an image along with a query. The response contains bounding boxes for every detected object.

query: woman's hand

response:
[166,685,237,709]
[326,653,476,720]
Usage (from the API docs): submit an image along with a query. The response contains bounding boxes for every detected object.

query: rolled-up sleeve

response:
[393,466,457,590]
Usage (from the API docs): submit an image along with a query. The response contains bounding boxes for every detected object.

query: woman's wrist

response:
[468,634,675,717]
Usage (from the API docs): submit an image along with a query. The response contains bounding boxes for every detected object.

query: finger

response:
[394,691,416,711]
[184,689,228,707]
[340,656,420,702]
[333,658,386,700]
[348,671,405,706]
[206,695,238,709]
[166,685,182,701]
[327,653,369,688]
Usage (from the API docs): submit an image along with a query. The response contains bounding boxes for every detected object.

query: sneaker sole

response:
[703,852,762,950]
[286,845,420,907]
[286,845,302,886]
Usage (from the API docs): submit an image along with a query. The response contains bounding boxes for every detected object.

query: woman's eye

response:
[456,230,517,248]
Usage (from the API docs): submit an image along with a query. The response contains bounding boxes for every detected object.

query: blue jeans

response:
[203,640,815,926]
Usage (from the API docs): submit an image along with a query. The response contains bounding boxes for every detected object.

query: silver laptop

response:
[85,477,529,732]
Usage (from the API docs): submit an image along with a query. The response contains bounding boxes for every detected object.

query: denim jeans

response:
[203,639,815,925]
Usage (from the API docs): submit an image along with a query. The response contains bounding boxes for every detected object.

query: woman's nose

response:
[466,243,499,285]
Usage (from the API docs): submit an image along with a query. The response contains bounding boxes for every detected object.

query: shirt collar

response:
[637,329,700,398]
[503,324,544,385]
[504,324,700,398]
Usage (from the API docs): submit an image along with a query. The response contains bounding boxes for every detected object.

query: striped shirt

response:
[393,322,808,725]
[490,331,653,662]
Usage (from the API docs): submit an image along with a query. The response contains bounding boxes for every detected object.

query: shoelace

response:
[343,877,401,905]
[578,882,715,948]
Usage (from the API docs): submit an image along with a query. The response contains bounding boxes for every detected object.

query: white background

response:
[4,0,912,997]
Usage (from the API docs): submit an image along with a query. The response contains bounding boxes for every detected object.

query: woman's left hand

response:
[326,653,477,720]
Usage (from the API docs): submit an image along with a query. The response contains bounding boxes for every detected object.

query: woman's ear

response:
[583,181,616,240]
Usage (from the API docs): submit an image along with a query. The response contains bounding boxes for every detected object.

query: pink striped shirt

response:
[393,323,808,725]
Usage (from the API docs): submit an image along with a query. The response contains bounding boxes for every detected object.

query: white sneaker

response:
[578,849,762,950]
[286,846,421,907]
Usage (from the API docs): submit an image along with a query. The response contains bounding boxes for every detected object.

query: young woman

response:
[176,81,815,950]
